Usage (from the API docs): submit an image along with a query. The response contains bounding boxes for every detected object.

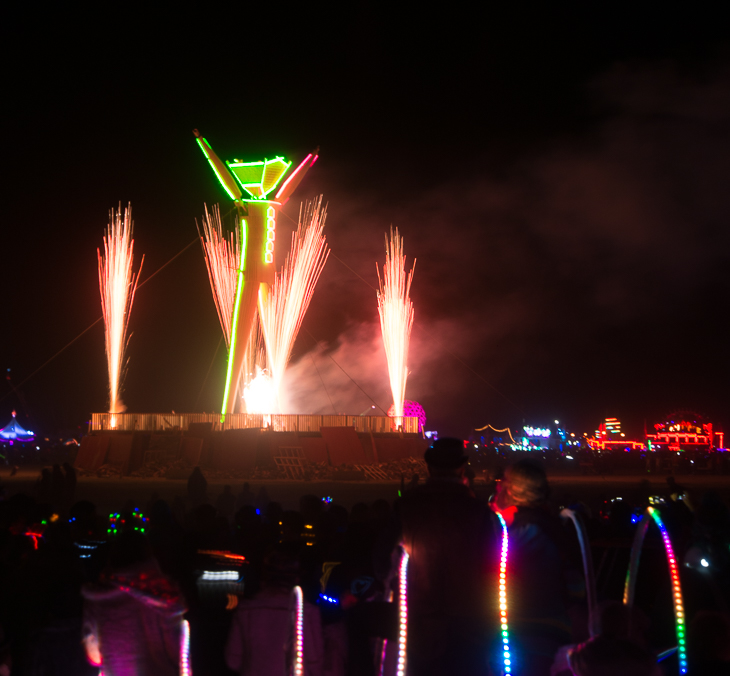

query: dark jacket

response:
[394,477,499,676]
[81,562,186,676]
[506,506,572,636]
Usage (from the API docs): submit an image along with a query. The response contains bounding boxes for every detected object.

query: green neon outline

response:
[226,157,291,200]
[220,217,248,420]
[196,138,237,201]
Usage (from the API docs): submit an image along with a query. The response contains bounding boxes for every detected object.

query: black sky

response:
[2,4,729,438]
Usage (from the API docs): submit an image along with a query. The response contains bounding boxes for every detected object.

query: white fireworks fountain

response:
[258,197,330,412]
[377,227,415,428]
[199,204,266,412]
[198,204,239,344]
[98,203,144,426]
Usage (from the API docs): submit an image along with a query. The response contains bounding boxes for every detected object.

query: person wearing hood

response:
[81,530,187,676]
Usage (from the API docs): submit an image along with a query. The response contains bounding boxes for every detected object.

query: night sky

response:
[3,5,729,439]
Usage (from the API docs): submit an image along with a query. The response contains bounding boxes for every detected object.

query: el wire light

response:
[180,619,191,676]
[496,512,513,675]
[397,550,409,676]
[624,506,687,675]
[649,507,688,674]
[293,585,304,676]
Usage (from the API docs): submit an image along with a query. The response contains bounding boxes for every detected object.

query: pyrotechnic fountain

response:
[198,204,264,408]
[377,227,415,429]
[97,203,144,427]
[198,204,239,344]
[258,197,330,413]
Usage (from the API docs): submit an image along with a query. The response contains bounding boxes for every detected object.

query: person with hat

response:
[383,438,500,676]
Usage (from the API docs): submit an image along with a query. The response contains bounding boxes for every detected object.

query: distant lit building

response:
[588,417,644,451]
[646,412,724,452]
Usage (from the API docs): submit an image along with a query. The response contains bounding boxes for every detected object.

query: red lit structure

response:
[646,412,724,452]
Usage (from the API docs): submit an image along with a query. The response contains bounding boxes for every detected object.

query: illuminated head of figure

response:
[226,157,291,200]
[498,459,549,509]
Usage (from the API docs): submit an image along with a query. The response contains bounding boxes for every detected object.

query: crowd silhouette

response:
[1,439,730,675]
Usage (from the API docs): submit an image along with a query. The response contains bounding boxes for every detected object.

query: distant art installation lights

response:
[193,130,319,419]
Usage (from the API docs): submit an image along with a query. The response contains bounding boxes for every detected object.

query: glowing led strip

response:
[292,585,304,676]
[397,551,409,676]
[180,619,191,676]
[496,513,513,675]
[649,507,688,674]
[623,506,687,675]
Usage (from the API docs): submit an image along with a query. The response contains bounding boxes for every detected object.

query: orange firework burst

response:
[259,197,330,411]
[98,203,144,420]
[377,227,415,426]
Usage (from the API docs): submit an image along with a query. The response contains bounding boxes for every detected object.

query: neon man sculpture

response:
[193,130,318,419]
[624,506,687,675]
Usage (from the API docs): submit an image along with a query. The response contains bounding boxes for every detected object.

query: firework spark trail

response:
[259,197,330,412]
[198,204,239,346]
[377,227,415,425]
[97,203,144,419]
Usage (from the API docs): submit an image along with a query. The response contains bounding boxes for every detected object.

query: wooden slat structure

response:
[91,412,419,434]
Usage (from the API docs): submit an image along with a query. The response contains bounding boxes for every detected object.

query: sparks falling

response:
[97,203,144,420]
[198,204,239,345]
[259,197,330,412]
[377,227,415,425]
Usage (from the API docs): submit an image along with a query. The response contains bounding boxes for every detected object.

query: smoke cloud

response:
[280,61,730,434]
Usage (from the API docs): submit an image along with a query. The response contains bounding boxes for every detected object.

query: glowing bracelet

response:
[292,585,304,676]
[397,551,409,676]
[624,506,687,675]
[496,512,513,675]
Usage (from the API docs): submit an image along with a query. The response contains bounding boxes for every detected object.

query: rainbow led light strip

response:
[496,513,513,675]
[623,506,687,674]
[292,585,304,676]
[180,619,191,676]
[397,550,409,676]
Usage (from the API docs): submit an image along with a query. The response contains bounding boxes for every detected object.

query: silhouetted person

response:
[51,464,65,510]
[388,438,498,676]
[225,547,323,676]
[63,462,77,509]
[216,484,236,520]
[187,466,208,506]
[37,468,52,505]
[254,486,270,512]
[235,482,255,511]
